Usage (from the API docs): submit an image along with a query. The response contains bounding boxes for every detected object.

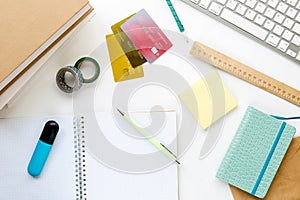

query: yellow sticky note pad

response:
[179,71,238,129]
[106,34,144,82]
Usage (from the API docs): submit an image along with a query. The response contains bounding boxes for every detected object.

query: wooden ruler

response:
[190,41,300,107]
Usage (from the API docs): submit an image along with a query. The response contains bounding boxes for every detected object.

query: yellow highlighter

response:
[116,108,180,165]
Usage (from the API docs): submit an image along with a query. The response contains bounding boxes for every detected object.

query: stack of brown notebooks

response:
[0,0,93,109]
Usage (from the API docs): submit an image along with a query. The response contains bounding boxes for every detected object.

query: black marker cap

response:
[39,120,59,145]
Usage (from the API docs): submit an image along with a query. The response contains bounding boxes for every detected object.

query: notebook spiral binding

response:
[73,116,87,200]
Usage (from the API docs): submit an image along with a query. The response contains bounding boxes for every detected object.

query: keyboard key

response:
[199,0,212,9]
[238,0,246,3]
[236,4,247,15]
[273,12,285,24]
[286,0,298,6]
[245,0,257,8]
[288,44,298,52]
[282,30,294,40]
[292,23,300,34]
[254,2,266,13]
[226,0,238,9]
[277,2,288,13]
[283,18,295,29]
[254,14,266,25]
[296,13,300,23]
[267,0,279,8]
[277,40,289,52]
[264,7,276,18]
[190,0,200,4]
[286,7,298,18]
[297,1,300,9]
[221,8,268,39]
[291,35,300,46]
[287,49,297,57]
[209,2,223,15]
[266,33,280,46]
[245,9,257,20]
[264,19,275,30]
[273,25,284,35]
[217,0,227,5]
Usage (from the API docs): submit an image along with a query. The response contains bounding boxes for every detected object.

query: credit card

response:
[106,34,144,82]
[111,14,147,68]
[121,9,173,63]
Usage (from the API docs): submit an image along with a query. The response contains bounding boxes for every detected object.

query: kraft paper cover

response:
[0,0,88,83]
[230,136,300,200]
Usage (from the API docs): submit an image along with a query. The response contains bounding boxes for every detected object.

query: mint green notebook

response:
[216,106,296,198]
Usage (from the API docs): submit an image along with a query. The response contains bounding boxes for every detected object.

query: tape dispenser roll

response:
[74,57,100,83]
[56,66,83,93]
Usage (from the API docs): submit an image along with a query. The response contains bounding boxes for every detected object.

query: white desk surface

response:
[1,0,300,199]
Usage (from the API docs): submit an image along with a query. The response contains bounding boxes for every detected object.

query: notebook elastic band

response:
[271,115,300,120]
[251,122,287,195]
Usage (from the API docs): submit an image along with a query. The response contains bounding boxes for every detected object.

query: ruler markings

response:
[190,41,300,107]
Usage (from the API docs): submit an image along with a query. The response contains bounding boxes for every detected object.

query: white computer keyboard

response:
[180,0,300,64]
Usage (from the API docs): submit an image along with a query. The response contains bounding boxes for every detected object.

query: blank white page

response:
[84,111,178,200]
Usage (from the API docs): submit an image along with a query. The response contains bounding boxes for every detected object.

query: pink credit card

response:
[121,9,173,63]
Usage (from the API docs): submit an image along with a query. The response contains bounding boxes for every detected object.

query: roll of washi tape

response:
[74,57,100,83]
[56,66,83,93]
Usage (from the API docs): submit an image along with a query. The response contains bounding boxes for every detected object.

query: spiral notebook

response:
[0,111,178,200]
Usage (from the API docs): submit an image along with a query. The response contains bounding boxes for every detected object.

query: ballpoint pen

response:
[117,108,180,165]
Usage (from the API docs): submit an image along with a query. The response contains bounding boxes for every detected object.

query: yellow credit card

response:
[106,34,144,82]
[111,14,146,68]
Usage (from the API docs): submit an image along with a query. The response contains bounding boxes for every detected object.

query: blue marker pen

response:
[27,120,59,177]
